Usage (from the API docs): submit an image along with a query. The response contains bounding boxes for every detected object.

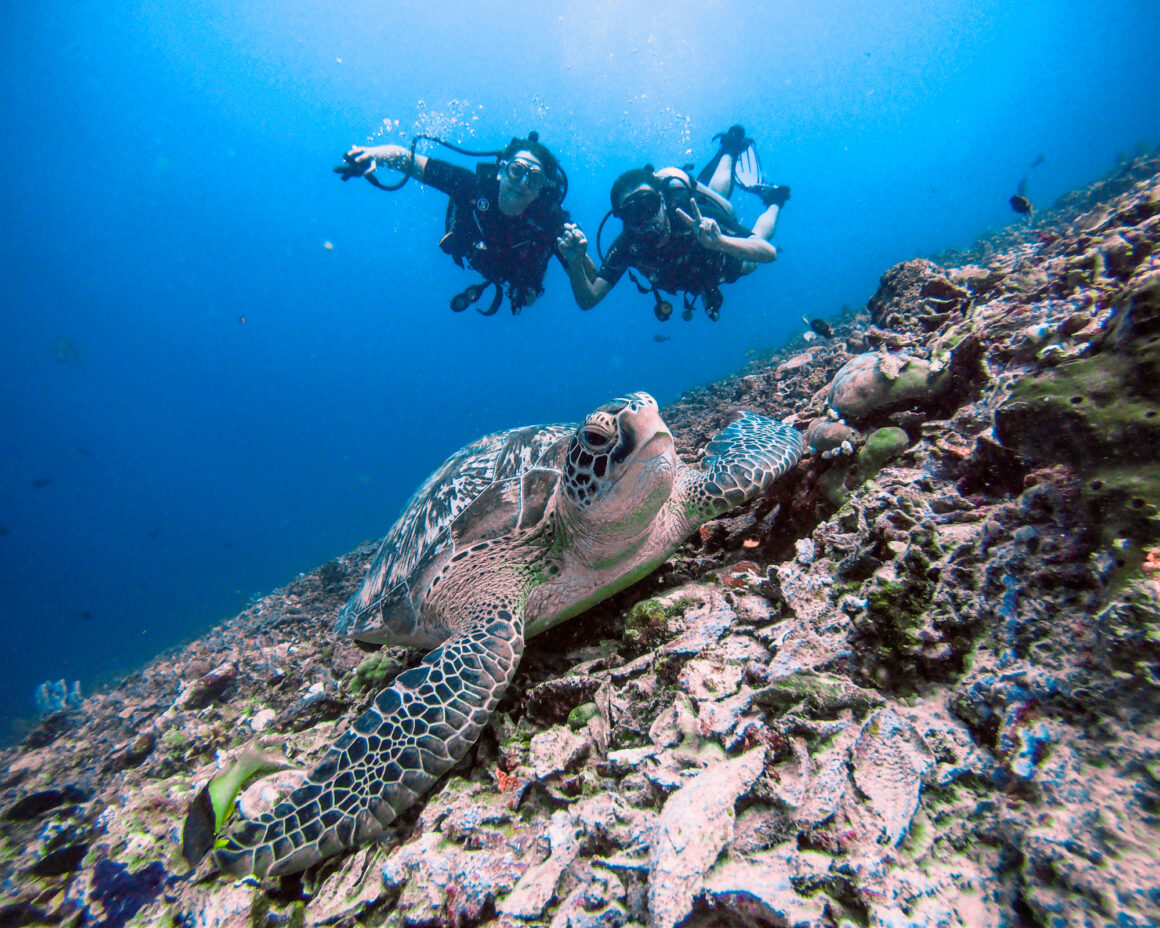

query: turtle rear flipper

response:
[214,606,526,879]
[682,413,805,519]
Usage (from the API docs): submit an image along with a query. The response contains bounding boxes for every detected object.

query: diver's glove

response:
[333,151,372,181]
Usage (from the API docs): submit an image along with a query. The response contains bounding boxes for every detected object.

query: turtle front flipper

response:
[214,606,525,878]
[682,413,805,520]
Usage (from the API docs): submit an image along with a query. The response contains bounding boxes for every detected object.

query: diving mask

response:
[503,158,547,194]
[619,188,664,230]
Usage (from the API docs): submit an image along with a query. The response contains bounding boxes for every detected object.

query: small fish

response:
[1029,154,1045,169]
[80,610,93,621]
[653,334,672,343]
[238,315,246,325]
[76,446,95,457]
[1010,194,1033,216]
[0,526,8,538]
[803,316,833,338]
[30,478,53,489]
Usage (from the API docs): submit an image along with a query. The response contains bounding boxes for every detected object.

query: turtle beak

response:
[616,405,671,466]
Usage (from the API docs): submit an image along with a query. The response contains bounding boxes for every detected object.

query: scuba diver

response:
[335,132,571,315]
[557,125,789,322]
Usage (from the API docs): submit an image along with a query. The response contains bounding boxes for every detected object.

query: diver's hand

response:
[336,144,424,185]
[345,145,387,173]
[333,146,377,181]
[332,146,380,181]
[675,199,724,250]
[557,223,588,265]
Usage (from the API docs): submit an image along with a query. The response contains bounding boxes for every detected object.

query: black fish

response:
[76,446,95,457]
[803,316,833,338]
[1010,194,1033,215]
[30,478,53,489]
[181,783,218,868]
[80,610,93,621]
[1029,154,1045,169]
[653,334,672,343]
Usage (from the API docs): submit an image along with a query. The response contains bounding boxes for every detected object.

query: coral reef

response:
[33,680,83,716]
[1,152,1159,927]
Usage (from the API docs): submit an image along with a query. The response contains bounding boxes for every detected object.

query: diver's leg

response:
[752,202,781,242]
[699,125,753,198]
[707,156,734,199]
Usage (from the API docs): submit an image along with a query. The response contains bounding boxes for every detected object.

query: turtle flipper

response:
[682,413,804,520]
[214,607,525,878]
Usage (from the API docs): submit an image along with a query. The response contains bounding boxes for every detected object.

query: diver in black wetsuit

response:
[557,125,789,322]
[338,133,571,315]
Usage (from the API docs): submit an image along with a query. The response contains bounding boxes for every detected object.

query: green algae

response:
[856,427,910,481]
[865,578,930,645]
[1006,351,1160,458]
[885,358,938,396]
[856,527,948,683]
[161,727,189,754]
[757,671,883,716]
[349,650,406,695]
[567,702,599,730]
[623,596,689,650]
[818,462,853,507]
[818,427,912,510]
[624,598,669,649]
[998,342,1160,558]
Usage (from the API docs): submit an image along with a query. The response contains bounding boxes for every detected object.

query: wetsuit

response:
[423,158,570,305]
[597,224,747,297]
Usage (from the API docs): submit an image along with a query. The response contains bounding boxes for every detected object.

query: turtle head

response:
[562,392,675,532]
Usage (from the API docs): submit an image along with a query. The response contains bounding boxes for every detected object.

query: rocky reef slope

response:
[2,153,1159,928]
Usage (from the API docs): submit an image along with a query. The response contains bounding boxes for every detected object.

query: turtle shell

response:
[336,423,573,646]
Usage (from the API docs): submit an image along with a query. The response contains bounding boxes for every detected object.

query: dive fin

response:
[477,281,504,316]
[747,183,791,208]
[732,142,763,191]
[697,125,756,187]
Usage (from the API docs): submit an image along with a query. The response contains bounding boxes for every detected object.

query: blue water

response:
[1,0,1157,740]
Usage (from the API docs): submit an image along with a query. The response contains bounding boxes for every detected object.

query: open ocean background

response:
[1,0,1158,742]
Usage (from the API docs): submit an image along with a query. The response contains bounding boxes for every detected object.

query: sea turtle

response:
[212,392,804,877]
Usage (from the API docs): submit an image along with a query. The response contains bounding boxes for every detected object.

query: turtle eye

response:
[581,429,610,448]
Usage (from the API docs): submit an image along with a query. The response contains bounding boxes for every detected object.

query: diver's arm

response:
[566,259,613,310]
[676,200,777,263]
[346,144,430,180]
[710,233,778,263]
[558,223,612,309]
